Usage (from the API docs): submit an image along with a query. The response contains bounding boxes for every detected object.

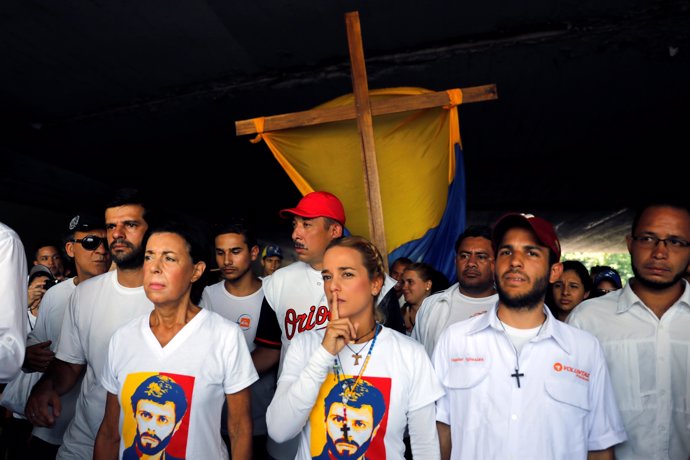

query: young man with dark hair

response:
[26,189,153,460]
[200,218,274,459]
[434,213,626,459]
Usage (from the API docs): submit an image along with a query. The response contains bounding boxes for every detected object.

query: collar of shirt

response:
[615,278,690,314]
[467,302,572,355]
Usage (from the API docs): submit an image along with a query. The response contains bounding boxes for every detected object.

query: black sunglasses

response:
[70,235,108,251]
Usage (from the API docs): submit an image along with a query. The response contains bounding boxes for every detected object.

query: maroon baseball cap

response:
[492,213,561,261]
[279,191,346,226]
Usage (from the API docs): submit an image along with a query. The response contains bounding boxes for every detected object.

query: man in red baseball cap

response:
[434,212,626,458]
[253,191,348,459]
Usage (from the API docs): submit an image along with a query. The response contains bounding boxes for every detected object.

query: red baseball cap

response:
[279,191,346,226]
[492,213,561,261]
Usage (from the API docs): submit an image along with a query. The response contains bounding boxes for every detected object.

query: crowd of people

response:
[1,189,689,460]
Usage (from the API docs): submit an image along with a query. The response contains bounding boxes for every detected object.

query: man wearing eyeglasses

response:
[26,189,154,460]
[568,200,690,460]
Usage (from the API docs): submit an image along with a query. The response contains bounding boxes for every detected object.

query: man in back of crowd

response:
[26,189,153,460]
[568,200,690,459]
[390,256,412,306]
[33,243,66,281]
[260,243,283,277]
[413,225,498,356]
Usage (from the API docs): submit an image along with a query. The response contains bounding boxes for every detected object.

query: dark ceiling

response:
[1,0,688,255]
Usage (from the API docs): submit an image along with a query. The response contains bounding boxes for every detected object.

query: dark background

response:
[2,0,688,258]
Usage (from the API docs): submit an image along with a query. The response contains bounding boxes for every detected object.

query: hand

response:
[23,341,55,372]
[25,379,62,427]
[321,296,358,356]
[28,285,46,310]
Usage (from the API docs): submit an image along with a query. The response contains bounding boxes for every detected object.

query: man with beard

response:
[568,201,690,460]
[433,213,626,459]
[412,225,498,356]
[313,379,385,460]
[123,375,188,460]
[200,219,275,459]
[26,189,154,460]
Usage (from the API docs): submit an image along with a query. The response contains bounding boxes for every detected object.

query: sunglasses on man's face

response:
[70,235,108,251]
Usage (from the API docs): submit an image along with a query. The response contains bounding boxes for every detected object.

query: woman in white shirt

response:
[94,220,257,460]
[266,236,444,459]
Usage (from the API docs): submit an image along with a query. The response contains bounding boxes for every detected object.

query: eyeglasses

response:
[70,235,108,251]
[631,235,690,251]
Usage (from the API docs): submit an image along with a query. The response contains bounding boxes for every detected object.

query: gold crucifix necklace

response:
[344,323,377,365]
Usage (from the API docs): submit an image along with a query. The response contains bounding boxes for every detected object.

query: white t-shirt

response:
[567,281,690,460]
[412,283,498,356]
[27,278,79,445]
[433,304,627,459]
[263,261,396,374]
[200,281,263,352]
[55,270,153,460]
[266,326,444,459]
[200,281,275,436]
[0,222,28,383]
[101,308,259,460]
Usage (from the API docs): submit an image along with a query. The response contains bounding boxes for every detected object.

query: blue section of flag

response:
[388,143,466,283]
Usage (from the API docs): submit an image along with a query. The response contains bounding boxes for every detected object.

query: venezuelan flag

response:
[250,87,466,282]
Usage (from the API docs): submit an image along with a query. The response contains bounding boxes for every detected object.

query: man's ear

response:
[250,245,260,262]
[331,223,344,239]
[65,242,76,258]
[548,262,563,284]
[191,261,206,283]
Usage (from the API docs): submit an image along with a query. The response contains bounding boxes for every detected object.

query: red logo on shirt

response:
[553,362,590,382]
[451,357,485,362]
[284,305,329,340]
[238,316,251,329]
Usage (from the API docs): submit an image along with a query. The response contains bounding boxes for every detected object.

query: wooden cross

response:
[236,11,497,263]
[352,352,362,366]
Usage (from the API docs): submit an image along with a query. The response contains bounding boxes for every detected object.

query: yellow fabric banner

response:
[256,87,462,254]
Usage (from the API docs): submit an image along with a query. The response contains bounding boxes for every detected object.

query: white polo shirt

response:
[433,304,626,460]
[567,280,690,460]
[411,283,498,356]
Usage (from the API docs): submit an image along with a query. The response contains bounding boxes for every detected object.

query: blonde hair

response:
[325,236,387,323]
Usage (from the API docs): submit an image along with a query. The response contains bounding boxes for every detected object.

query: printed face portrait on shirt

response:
[626,205,690,290]
[455,236,495,293]
[311,376,390,460]
[215,232,259,283]
[122,373,195,460]
[495,227,562,309]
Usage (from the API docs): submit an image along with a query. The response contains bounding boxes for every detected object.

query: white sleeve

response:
[585,341,628,450]
[27,293,52,346]
[0,226,28,383]
[407,342,445,411]
[100,333,120,395]
[222,322,259,394]
[408,403,441,460]
[199,286,211,309]
[432,332,451,425]
[55,286,86,365]
[266,336,332,443]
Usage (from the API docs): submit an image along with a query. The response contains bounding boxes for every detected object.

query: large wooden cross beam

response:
[236,11,497,265]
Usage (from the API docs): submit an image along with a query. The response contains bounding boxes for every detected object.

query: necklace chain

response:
[496,311,546,388]
[333,323,381,404]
